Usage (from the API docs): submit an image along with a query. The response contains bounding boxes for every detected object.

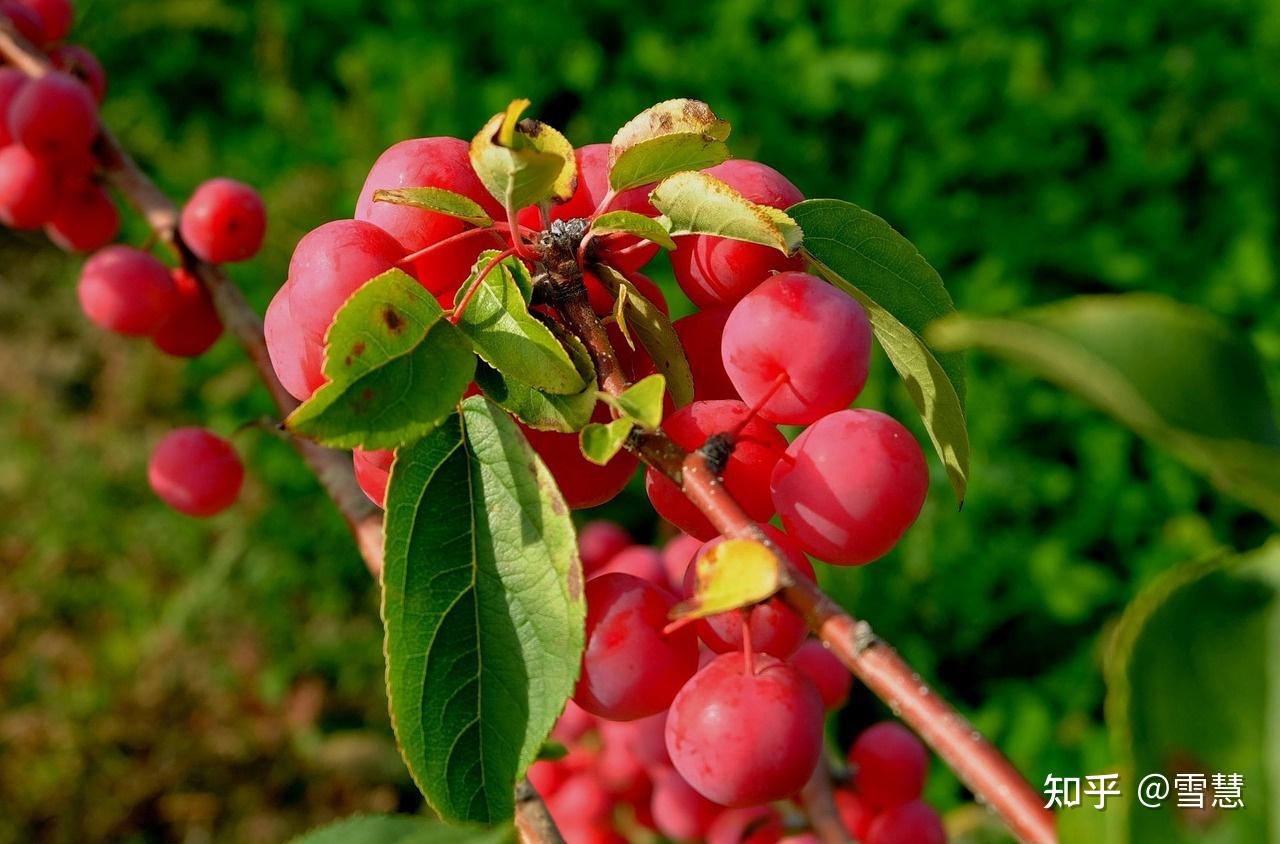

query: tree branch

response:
[799,763,852,844]
[557,258,1056,844]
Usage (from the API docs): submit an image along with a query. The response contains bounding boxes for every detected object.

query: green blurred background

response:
[2,0,1278,841]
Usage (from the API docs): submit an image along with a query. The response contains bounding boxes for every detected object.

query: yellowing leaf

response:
[372,187,495,227]
[651,171,802,255]
[608,99,731,192]
[671,539,782,620]
[470,100,575,209]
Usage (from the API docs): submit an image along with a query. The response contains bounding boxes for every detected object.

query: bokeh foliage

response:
[2,0,1278,840]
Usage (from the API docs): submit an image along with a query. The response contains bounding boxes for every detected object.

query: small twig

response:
[514,779,565,844]
[800,763,853,844]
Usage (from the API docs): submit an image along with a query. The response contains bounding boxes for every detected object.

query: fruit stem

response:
[449,247,520,325]
[395,224,507,270]
[728,371,790,438]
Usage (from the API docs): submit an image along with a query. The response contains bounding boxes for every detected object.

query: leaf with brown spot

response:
[608,99,731,192]
[651,170,802,254]
[285,269,475,449]
[470,99,575,209]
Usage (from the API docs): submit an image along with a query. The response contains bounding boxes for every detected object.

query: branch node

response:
[700,433,736,475]
[851,620,879,655]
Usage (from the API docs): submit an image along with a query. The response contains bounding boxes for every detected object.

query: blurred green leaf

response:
[607,98,730,191]
[290,814,512,844]
[794,199,969,503]
[382,399,584,824]
[286,269,474,449]
[930,294,1280,522]
[455,251,586,395]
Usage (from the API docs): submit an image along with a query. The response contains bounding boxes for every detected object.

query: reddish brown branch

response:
[515,779,566,844]
[553,270,1056,844]
[799,763,852,844]
[0,19,384,576]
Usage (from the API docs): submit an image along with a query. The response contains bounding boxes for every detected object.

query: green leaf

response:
[591,210,676,250]
[593,264,695,407]
[290,815,512,844]
[580,418,635,466]
[1089,538,1280,843]
[372,187,495,228]
[608,99,731,192]
[382,399,584,824]
[456,251,586,396]
[792,199,969,504]
[651,171,802,255]
[285,269,475,450]
[929,294,1280,522]
[470,99,575,210]
[617,374,666,429]
[474,325,599,433]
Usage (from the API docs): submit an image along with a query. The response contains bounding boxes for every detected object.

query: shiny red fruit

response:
[148,428,244,518]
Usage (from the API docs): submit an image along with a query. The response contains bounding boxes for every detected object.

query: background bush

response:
[1,0,1277,840]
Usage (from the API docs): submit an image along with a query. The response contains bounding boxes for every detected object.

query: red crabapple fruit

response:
[151,268,223,357]
[148,428,244,517]
[834,789,875,840]
[0,143,55,228]
[666,652,824,807]
[706,805,784,844]
[551,699,596,745]
[521,405,638,510]
[180,178,266,263]
[771,409,929,565]
[264,280,326,401]
[789,640,852,710]
[866,800,946,844]
[7,71,97,161]
[645,400,787,540]
[76,245,177,336]
[597,545,671,591]
[650,768,723,840]
[721,271,872,425]
[18,0,72,43]
[355,136,502,253]
[661,533,702,592]
[682,524,814,659]
[670,159,805,308]
[0,68,25,146]
[44,179,120,252]
[597,710,670,771]
[577,521,633,576]
[546,773,613,828]
[49,44,107,104]
[0,2,43,45]
[574,573,699,721]
[353,448,394,508]
[285,219,406,340]
[850,721,930,809]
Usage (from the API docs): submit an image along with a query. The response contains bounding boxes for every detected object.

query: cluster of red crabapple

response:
[2,13,950,831]
[260,135,944,840]
[1,0,261,518]
[527,522,946,844]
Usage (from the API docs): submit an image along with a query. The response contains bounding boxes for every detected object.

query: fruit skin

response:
[76,245,177,336]
[865,800,946,844]
[574,573,699,721]
[353,448,394,508]
[661,533,702,591]
[49,44,107,104]
[597,545,671,592]
[789,640,852,710]
[264,279,326,401]
[834,788,875,840]
[706,805,784,844]
[0,2,43,45]
[0,68,25,147]
[682,525,815,659]
[850,721,930,810]
[518,143,662,272]
[546,772,613,828]
[650,767,723,840]
[7,71,97,161]
[771,409,929,565]
[722,271,872,425]
[521,405,638,511]
[16,0,72,43]
[180,178,267,263]
[147,428,244,517]
[285,219,406,340]
[151,268,223,357]
[670,160,805,308]
[666,652,824,807]
[0,143,55,229]
[44,179,120,252]
[597,710,670,771]
[355,136,502,254]
[577,520,632,576]
[645,400,787,540]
